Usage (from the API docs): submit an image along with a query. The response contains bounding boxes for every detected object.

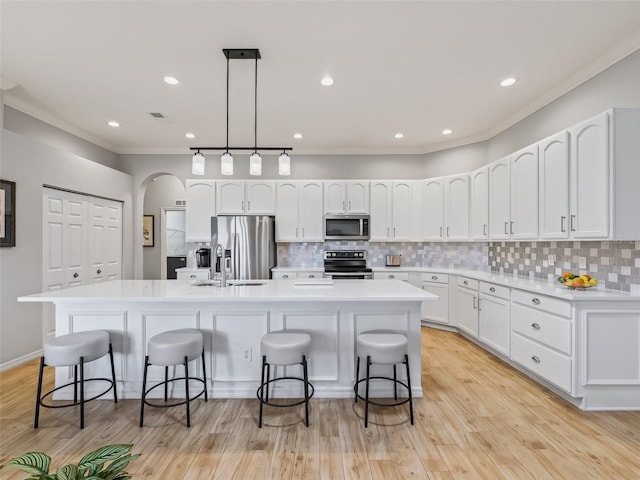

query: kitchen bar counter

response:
[19,279,436,400]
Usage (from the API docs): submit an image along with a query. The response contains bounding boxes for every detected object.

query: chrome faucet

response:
[215,243,227,287]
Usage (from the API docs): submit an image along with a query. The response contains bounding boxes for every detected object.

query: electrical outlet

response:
[242,348,252,362]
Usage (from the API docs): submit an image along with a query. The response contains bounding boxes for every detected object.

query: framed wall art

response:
[0,179,16,247]
[143,214,154,247]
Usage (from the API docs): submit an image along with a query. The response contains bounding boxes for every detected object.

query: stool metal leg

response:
[302,355,310,427]
[34,357,45,429]
[79,356,85,429]
[108,343,118,403]
[265,363,271,403]
[364,355,371,428]
[184,356,191,428]
[164,366,169,402]
[405,354,414,425]
[73,364,78,404]
[139,355,149,427]
[393,365,398,400]
[258,355,267,428]
[201,349,208,402]
[354,356,360,403]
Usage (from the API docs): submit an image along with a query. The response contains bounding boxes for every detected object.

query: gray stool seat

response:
[45,330,110,366]
[257,331,313,428]
[140,328,207,428]
[35,330,117,429]
[148,328,203,366]
[354,331,414,428]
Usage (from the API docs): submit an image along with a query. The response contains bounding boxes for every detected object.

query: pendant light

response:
[190,49,292,176]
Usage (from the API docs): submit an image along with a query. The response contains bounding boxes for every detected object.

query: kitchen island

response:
[19,279,436,400]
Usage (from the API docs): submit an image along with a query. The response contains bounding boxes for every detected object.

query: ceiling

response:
[2,1,640,156]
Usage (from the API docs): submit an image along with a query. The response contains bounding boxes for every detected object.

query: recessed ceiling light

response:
[164,76,179,85]
[293,133,303,139]
[185,132,195,139]
[108,121,120,128]
[320,76,334,87]
[442,129,452,135]
[500,77,516,87]
[394,133,404,139]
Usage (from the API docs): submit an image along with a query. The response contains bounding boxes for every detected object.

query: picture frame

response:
[0,179,16,247]
[143,214,154,247]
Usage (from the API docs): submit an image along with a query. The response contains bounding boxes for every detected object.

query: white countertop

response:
[18,279,436,304]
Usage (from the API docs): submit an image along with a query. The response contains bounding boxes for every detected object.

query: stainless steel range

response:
[323,250,373,279]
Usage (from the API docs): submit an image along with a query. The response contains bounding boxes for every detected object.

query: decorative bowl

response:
[557,272,597,290]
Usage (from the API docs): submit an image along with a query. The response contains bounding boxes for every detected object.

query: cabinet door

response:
[444,174,469,240]
[510,145,539,239]
[369,181,392,241]
[216,181,245,214]
[489,158,511,240]
[421,178,444,241]
[185,179,215,242]
[470,167,489,240]
[570,112,610,239]
[421,282,449,324]
[539,131,570,239]
[275,182,300,242]
[324,181,346,214]
[346,181,369,213]
[479,294,510,356]
[246,181,275,214]
[299,181,324,241]
[391,181,413,240]
[456,286,478,338]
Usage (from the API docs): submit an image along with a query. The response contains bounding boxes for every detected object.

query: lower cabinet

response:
[421,273,449,325]
[456,277,479,337]
[176,268,210,281]
[478,282,510,356]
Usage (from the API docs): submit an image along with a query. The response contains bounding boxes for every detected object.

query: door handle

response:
[489,286,496,292]
[477,298,481,311]
[532,297,541,305]
[97,269,102,274]
[504,222,508,235]
[73,272,79,278]
[241,200,245,211]
[440,226,443,237]
[531,356,541,364]
[446,226,450,237]
[393,227,396,237]
[483,224,487,236]
[472,296,477,309]
[247,201,251,211]
[510,221,514,235]
[570,214,576,232]
[560,216,566,232]
[531,323,541,330]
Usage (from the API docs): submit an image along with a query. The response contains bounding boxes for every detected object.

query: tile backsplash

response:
[278,240,640,293]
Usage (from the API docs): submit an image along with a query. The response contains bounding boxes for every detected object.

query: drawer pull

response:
[463,280,469,285]
[489,286,496,293]
[531,356,541,364]
[389,275,395,279]
[532,297,541,305]
[73,272,79,278]
[283,274,289,279]
[190,274,196,279]
[97,269,102,274]
[432,275,438,280]
[309,274,315,278]
[531,323,541,330]
[473,296,477,309]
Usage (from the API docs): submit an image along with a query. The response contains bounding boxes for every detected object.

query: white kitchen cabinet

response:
[176,268,210,281]
[443,174,469,240]
[488,157,510,240]
[539,131,570,239]
[217,180,275,215]
[470,166,489,240]
[272,271,296,279]
[374,271,409,281]
[421,273,449,325]
[324,180,369,214]
[185,179,216,242]
[420,178,444,240]
[275,181,323,242]
[510,144,539,239]
[370,180,414,241]
[455,277,479,338]
[478,282,510,356]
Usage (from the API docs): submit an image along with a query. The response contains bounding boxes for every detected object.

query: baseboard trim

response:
[0,349,43,373]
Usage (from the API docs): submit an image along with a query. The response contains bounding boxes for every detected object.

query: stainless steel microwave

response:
[324,215,370,241]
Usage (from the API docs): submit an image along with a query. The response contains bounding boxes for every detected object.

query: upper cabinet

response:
[185,179,216,242]
[275,181,324,242]
[539,131,570,239]
[420,178,445,241]
[324,180,369,214]
[443,174,470,241]
[489,158,511,240]
[370,181,414,241]
[216,180,276,215]
[470,167,489,240]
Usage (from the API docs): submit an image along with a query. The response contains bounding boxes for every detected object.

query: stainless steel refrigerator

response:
[210,215,276,280]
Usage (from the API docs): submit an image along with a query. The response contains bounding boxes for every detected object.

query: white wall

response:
[0,129,133,368]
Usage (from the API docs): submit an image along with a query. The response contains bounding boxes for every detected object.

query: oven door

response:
[323,272,373,280]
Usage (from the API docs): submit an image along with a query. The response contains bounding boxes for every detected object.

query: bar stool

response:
[139,328,207,428]
[35,330,117,429]
[354,331,414,428]
[257,331,314,428]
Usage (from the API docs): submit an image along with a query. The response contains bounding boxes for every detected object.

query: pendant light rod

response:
[190,147,292,151]
[226,54,230,151]
[254,56,258,152]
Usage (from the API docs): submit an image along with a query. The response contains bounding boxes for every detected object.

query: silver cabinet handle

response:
[483,224,487,236]
[393,227,396,237]
[389,274,395,279]
[446,226,450,237]
[531,323,541,330]
[560,216,566,232]
[283,274,289,279]
[342,200,345,211]
[242,200,245,211]
[463,280,469,285]
[531,356,541,364]
[489,286,496,292]
[570,214,576,232]
[296,227,298,237]
[440,226,443,237]
[387,227,390,236]
[190,274,196,279]
[349,200,352,210]
[309,274,315,278]
[477,298,481,311]
[504,222,509,235]
[73,272,79,278]
[302,228,305,237]
[472,296,477,309]
[510,221,514,235]
[532,298,541,305]
[432,275,438,280]
[97,269,102,274]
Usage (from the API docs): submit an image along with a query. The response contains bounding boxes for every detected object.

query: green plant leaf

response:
[77,445,133,471]
[99,454,142,480]
[56,464,79,480]
[6,452,51,476]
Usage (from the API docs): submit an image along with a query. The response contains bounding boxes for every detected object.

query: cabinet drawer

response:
[457,276,478,290]
[511,303,571,354]
[511,290,571,318]
[422,272,449,284]
[297,271,322,279]
[375,271,409,281]
[273,271,297,279]
[511,333,572,393]
[480,281,510,300]
[177,270,210,281]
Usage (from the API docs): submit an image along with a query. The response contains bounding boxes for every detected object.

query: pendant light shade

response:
[221,151,234,175]
[278,152,291,176]
[192,152,205,175]
[249,152,262,176]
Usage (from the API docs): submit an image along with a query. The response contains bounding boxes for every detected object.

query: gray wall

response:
[0,128,133,368]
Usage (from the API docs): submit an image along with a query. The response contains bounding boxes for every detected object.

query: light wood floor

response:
[1,327,639,479]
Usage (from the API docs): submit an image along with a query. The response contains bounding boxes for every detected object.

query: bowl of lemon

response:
[557,272,598,289]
